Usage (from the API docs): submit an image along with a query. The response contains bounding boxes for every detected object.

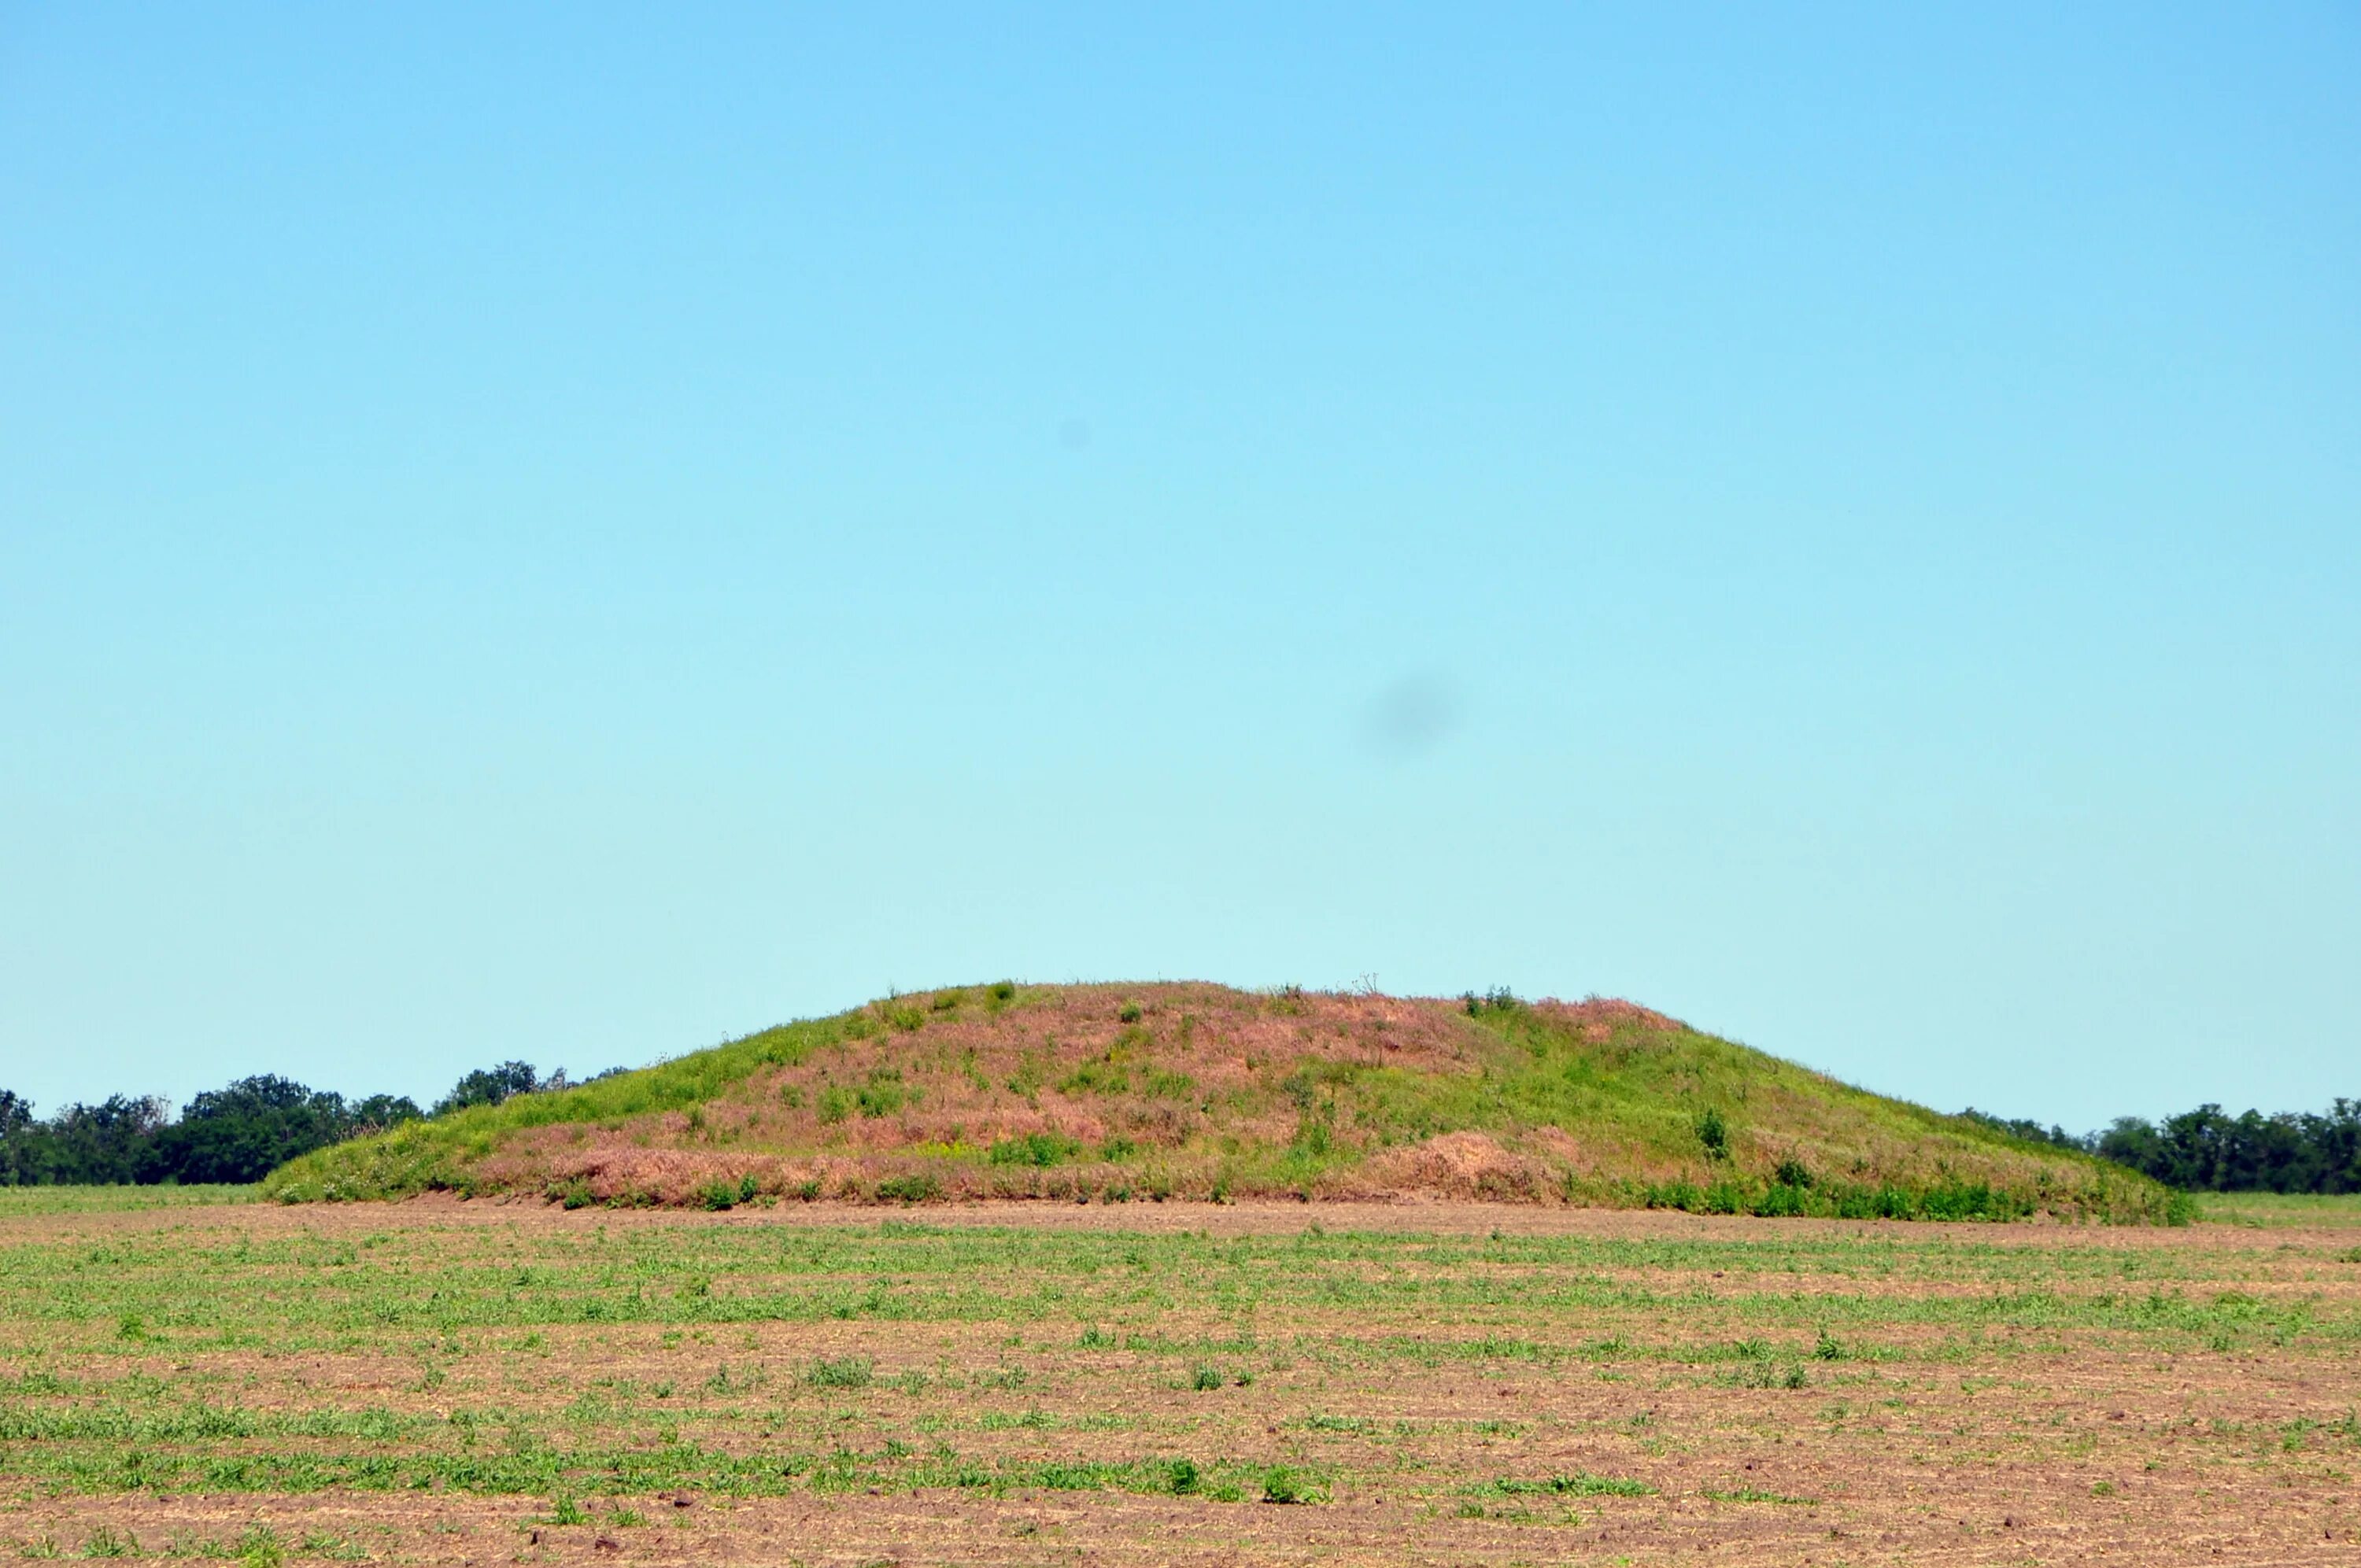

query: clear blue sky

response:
[3,5,2355,1130]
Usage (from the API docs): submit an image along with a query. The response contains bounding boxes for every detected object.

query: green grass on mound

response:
[264,983,2183,1222]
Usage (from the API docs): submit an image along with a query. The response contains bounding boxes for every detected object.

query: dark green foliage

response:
[1694,1107,1730,1160]
[0,1079,417,1187]
[434,1061,544,1116]
[1959,1108,2086,1150]
[1461,987,1520,1016]
[2096,1102,2361,1194]
[988,1131,1081,1168]
[1966,1100,2361,1194]
[1642,1175,2039,1223]
[0,1091,33,1186]
[40,1096,167,1184]
[688,1173,764,1211]
[146,1077,419,1185]
[873,1172,940,1204]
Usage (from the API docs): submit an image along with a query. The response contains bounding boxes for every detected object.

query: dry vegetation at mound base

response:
[268,983,2176,1222]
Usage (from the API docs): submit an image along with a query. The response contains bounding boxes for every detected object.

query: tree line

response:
[0,1060,600,1186]
[1962,1101,2361,1194]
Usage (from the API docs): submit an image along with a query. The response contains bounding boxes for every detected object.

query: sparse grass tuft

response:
[802,1356,875,1390]
[1259,1465,1322,1503]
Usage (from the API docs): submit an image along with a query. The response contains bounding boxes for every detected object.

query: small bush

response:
[990,980,1017,1002]
[1814,1327,1846,1361]
[1167,1457,1201,1494]
[1702,1179,1749,1215]
[1694,1108,1730,1160]
[1647,1180,1702,1212]
[695,1179,741,1212]
[873,1172,939,1205]
[1774,1156,1812,1188]
[855,1070,908,1119]
[1118,1001,1143,1024]
[816,1086,852,1125]
[988,1131,1080,1168]
[1190,1363,1223,1391]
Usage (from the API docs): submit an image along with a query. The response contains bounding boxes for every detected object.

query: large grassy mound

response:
[264,983,2182,1221]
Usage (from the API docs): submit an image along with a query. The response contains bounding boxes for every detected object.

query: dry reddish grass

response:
[399,982,2134,1213]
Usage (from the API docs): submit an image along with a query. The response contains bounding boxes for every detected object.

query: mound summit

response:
[268,983,2179,1222]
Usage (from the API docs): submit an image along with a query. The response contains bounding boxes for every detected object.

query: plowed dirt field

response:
[2,1192,2356,1564]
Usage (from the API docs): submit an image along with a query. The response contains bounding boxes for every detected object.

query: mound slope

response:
[267,983,2178,1221]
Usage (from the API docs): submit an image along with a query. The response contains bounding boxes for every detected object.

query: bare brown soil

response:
[3,1200,2356,1566]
